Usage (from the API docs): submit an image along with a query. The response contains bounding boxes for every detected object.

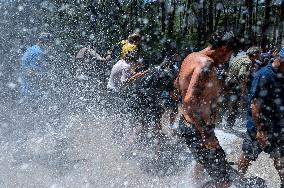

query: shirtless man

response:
[175,31,240,188]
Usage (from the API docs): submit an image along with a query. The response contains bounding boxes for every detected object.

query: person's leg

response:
[238,152,252,176]
[238,132,261,176]
[226,93,239,128]
[201,147,231,188]
[190,161,207,187]
[153,119,162,159]
[143,108,163,159]
[179,117,231,187]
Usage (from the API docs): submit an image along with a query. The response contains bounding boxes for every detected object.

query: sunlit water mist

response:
[0,53,281,188]
[0,84,196,187]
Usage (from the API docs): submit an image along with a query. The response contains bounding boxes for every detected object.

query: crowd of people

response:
[19,31,283,188]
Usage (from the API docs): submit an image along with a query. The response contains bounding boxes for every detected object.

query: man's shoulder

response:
[22,45,40,58]
[254,65,274,79]
[116,59,126,64]
[117,60,130,67]
[30,45,42,51]
[184,52,212,65]
[180,53,212,78]
[28,45,45,57]
[230,55,250,68]
[252,65,276,90]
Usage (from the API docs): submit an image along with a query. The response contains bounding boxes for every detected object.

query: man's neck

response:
[200,46,221,65]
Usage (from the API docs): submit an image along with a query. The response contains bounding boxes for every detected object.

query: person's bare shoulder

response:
[198,55,213,71]
[176,53,209,89]
[181,52,197,66]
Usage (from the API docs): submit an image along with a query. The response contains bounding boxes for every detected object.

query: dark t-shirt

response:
[247,63,284,137]
[122,65,176,115]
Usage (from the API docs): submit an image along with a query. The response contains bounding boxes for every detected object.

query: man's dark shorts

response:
[178,116,230,183]
[242,131,283,160]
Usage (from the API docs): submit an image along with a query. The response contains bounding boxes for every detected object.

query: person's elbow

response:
[251,98,262,120]
[183,98,197,118]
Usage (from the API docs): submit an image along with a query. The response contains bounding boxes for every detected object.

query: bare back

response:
[175,52,222,125]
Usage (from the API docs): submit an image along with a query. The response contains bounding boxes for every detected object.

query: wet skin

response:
[175,46,234,188]
[175,46,233,149]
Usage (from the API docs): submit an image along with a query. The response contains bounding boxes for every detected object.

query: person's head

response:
[273,48,284,72]
[208,31,240,64]
[37,33,53,52]
[247,46,261,61]
[128,33,141,46]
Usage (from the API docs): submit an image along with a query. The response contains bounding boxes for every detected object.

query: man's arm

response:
[251,98,265,130]
[251,74,272,149]
[251,97,269,149]
[241,80,247,97]
[76,47,88,59]
[240,80,248,109]
[128,71,147,82]
[183,65,220,149]
[88,48,106,61]
[183,66,207,129]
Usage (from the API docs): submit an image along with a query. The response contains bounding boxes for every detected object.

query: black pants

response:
[179,116,230,183]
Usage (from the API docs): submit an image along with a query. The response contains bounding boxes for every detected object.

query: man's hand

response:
[128,71,147,82]
[252,98,269,150]
[256,130,269,149]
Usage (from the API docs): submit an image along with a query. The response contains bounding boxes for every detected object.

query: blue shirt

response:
[247,63,284,136]
[20,45,48,97]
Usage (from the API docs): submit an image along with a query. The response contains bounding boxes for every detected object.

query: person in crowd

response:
[112,33,142,74]
[120,33,141,60]
[175,31,241,188]
[20,32,53,99]
[259,48,279,68]
[225,46,261,128]
[74,44,112,99]
[238,48,284,188]
[159,40,182,128]
[75,44,112,79]
[76,45,110,62]
[121,53,179,158]
[107,52,134,93]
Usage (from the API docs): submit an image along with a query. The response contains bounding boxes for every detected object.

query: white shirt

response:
[107,60,131,92]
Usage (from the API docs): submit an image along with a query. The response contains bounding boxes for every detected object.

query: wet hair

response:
[247,46,261,57]
[128,33,141,43]
[208,31,240,52]
[38,33,53,43]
